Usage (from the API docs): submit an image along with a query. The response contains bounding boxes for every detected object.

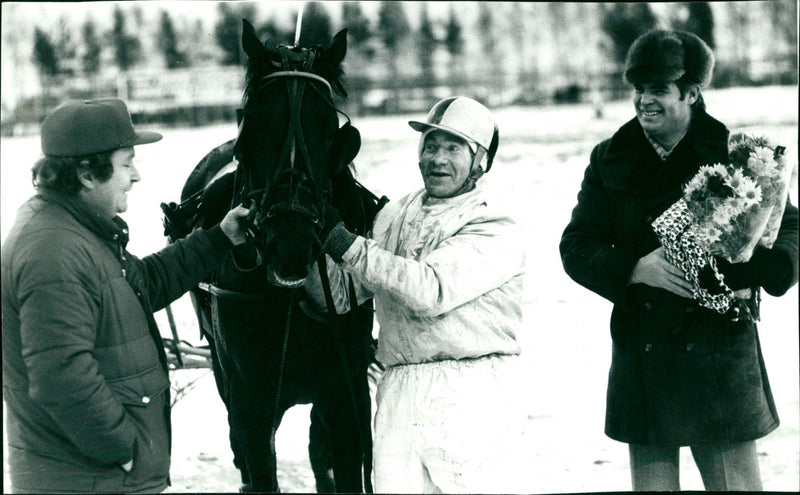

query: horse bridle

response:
[233,48,349,242]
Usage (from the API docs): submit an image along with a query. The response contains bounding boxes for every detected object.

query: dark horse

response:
[162,20,385,493]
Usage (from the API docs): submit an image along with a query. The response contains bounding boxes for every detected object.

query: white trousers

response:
[373,354,527,494]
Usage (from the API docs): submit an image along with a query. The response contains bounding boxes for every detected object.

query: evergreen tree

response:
[214,2,257,65]
[55,16,77,76]
[377,0,409,74]
[158,10,187,69]
[32,26,59,77]
[215,3,243,66]
[110,5,142,71]
[477,3,500,77]
[342,2,371,51]
[676,2,715,49]
[477,4,496,57]
[417,3,437,85]
[444,6,463,58]
[766,0,797,67]
[81,17,102,75]
[256,18,292,46]
[600,3,657,68]
[297,2,333,47]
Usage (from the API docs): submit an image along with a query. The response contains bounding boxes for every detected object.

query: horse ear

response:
[332,122,360,174]
[241,19,267,62]
[327,29,348,66]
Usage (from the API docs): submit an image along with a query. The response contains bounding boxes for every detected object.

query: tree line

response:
[23,1,799,112]
[30,2,730,79]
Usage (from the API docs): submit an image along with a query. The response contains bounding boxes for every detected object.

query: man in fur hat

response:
[560,30,798,491]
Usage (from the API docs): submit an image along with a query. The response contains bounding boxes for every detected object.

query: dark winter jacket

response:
[560,110,799,445]
[2,189,233,493]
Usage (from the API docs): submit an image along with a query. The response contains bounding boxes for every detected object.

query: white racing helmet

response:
[409,96,499,172]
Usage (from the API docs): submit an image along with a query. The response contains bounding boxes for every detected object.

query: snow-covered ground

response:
[2,86,798,493]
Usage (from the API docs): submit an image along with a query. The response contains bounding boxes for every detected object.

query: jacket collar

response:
[600,109,729,192]
[37,188,130,247]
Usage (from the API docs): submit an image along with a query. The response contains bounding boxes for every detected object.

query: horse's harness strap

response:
[241,67,338,231]
[262,71,331,94]
[318,255,339,317]
[196,281,270,302]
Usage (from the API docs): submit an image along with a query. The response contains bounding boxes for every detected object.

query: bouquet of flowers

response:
[651,133,794,314]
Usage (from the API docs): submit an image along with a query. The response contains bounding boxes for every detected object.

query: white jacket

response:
[307,186,525,368]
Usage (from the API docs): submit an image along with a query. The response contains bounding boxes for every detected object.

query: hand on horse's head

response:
[220,203,254,246]
[321,203,344,240]
[320,204,359,263]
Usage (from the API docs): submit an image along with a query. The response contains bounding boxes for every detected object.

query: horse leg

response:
[194,295,251,485]
[229,380,279,493]
[324,317,375,493]
[309,406,336,493]
[316,393,368,493]
[205,336,251,486]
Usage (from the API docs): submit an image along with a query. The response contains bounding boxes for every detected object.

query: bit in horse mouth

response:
[268,267,306,289]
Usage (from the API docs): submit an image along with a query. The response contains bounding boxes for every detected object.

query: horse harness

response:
[233,45,350,244]
[163,42,376,492]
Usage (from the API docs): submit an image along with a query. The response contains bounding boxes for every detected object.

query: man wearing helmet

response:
[560,30,798,491]
[307,96,526,493]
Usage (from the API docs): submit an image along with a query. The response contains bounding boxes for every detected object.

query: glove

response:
[320,204,357,262]
[715,245,794,296]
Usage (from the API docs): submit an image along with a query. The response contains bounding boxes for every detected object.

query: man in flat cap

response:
[560,30,798,490]
[2,99,252,493]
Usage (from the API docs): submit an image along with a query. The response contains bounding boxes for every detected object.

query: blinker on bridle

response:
[233,45,351,240]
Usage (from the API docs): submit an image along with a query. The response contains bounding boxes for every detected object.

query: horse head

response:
[235,19,361,288]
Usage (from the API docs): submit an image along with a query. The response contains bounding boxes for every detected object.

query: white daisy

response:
[725,168,747,192]
[738,180,763,208]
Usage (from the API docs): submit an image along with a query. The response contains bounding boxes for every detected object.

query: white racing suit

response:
[307,186,527,493]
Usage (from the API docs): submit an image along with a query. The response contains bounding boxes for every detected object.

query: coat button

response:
[643,302,653,310]
[142,396,151,404]
[685,343,694,351]
[644,343,653,352]
[644,215,653,223]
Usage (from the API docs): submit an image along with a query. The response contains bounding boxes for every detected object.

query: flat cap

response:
[41,99,162,156]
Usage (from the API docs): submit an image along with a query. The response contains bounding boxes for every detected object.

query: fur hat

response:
[624,30,714,87]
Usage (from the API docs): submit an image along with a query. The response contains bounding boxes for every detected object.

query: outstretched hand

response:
[628,247,694,298]
[220,203,254,246]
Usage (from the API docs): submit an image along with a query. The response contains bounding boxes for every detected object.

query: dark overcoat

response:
[2,190,233,493]
[560,109,799,445]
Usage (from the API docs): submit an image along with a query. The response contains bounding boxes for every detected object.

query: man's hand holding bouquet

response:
[651,133,795,316]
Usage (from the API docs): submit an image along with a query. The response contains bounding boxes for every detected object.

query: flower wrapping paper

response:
[651,199,736,313]
[651,133,795,314]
